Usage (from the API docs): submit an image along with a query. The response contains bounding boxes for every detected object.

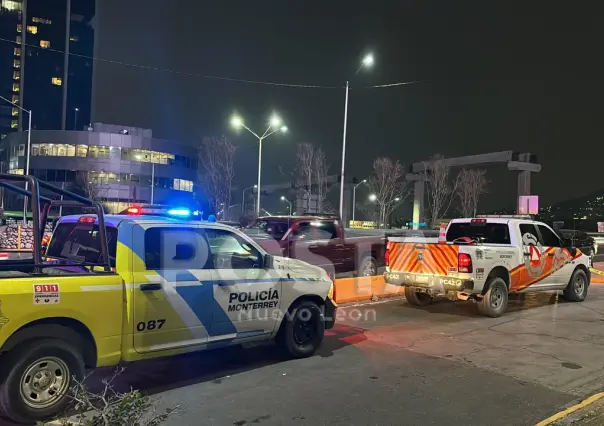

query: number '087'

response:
[136,319,165,332]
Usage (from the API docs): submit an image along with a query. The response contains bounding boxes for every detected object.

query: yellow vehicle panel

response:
[0,274,124,367]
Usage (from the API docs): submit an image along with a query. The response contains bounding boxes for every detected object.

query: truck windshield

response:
[446,222,511,244]
[245,220,290,240]
[46,222,118,266]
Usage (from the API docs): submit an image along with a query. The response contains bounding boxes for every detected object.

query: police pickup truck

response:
[0,175,336,424]
[384,215,591,317]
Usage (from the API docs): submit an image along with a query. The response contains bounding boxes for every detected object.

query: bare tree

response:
[314,147,330,212]
[423,153,458,227]
[367,157,410,228]
[294,143,314,213]
[456,168,488,217]
[198,136,237,217]
[75,171,107,202]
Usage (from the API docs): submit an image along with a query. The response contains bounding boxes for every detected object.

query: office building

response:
[0,123,198,213]
[0,0,95,137]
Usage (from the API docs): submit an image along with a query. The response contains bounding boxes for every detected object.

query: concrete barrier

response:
[334,275,406,304]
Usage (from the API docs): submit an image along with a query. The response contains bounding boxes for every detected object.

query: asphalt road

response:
[7,284,604,425]
[48,285,604,426]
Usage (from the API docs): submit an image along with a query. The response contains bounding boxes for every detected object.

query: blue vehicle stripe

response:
[236,329,266,338]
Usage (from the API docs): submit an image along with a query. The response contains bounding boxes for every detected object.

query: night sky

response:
[93,1,604,214]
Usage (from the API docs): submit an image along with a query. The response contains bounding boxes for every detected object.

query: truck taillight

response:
[458,253,472,273]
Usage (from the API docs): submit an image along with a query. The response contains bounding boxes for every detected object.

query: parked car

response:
[384,215,591,317]
[559,229,596,257]
[244,215,390,278]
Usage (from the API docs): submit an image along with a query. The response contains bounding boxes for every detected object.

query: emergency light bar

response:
[476,214,532,219]
[122,205,200,219]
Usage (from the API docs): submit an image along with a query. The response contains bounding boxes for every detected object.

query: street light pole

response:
[352,179,367,222]
[74,107,79,130]
[280,196,292,216]
[230,114,287,217]
[338,54,375,222]
[242,184,257,215]
[150,162,155,204]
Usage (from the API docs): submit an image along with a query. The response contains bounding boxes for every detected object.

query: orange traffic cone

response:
[438,223,446,244]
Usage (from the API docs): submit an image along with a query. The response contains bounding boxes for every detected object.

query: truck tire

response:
[404,287,433,306]
[358,255,378,277]
[477,277,508,317]
[563,269,589,302]
[0,338,85,424]
[278,300,325,359]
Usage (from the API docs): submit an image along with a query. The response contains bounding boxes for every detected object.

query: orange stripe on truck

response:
[388,242,459,275]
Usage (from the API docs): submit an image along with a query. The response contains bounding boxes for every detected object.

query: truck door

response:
[205,227,281,338]
[536,224,574,288]
[132,224,214,354]
[516,223,558,290]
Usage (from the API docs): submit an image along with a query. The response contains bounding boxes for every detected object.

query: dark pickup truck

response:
[243,215,389,278]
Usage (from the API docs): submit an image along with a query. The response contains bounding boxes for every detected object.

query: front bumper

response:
[384,271,474,296]
[324,297,337,329]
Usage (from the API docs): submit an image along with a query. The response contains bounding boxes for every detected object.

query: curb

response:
[535,392,604,426]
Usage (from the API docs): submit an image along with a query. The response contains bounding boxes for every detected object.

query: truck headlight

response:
[327,282,334,300]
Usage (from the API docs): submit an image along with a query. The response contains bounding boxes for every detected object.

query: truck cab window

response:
[144,228,211,270]
[314,221,338,240]
[537,225,561,247]
[47,223,118,266]
[293,222,315,240]
[205,228,261,269]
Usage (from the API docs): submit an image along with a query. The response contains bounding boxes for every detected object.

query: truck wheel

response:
[404,287,433,306]
[278,300,325,359]
[358,255,378,277]
[563,269,588,302]
[477,277,508,317]
[0,338,85,424]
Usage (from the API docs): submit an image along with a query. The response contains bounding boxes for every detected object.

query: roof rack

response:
[0,174,111,272]
[476,214,532,219]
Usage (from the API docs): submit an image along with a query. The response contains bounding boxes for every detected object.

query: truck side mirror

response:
[264,254,273,269]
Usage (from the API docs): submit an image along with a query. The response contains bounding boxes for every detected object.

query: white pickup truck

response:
[384,216,591,317]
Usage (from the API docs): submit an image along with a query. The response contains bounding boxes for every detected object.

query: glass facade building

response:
[0,124,198,213]
[0,0,95,137]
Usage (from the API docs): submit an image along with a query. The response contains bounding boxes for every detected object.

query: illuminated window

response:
[13,59,20,68]
[76,144,87,157]
[14,47,20,56]
[10,120,18,129]
[51,77,62,86]
[8,169,24,175]
[17,24,22,32]
[1,1,21,12]
[12,83,19,92]
[11,108,18,117]
[13,71,19,80]
[174,179,193,192]
[15,36,21,44]
[69,35,78,42]
[11,95,19,104]
[26,25,37,34]
[32,17,51,24]
[40,40,50,48]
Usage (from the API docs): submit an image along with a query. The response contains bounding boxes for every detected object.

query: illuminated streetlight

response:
[369,194,377,202]
[339,52,376,221]
[231,115,243,128]
[270,115,282,127]
[229,112,288,215]
[395,197,400,202]
[362,54,374,68]
[242,184,258,214]
[352,179,368,222]
[280,195,292,215]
